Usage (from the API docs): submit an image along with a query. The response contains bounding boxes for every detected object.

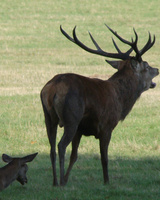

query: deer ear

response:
[105,60,123,70]
[2,154,13,163]
[20,152,38,165]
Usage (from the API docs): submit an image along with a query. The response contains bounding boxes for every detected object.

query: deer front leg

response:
[99,131,112,184]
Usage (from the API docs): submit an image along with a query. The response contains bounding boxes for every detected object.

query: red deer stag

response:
[0,153,38,191]
[40,25,159,186]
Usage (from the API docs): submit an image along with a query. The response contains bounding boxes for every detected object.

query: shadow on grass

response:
[0,153,160,200]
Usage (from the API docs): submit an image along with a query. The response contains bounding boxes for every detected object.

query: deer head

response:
[60,25,159,92]
[0,153,38,191]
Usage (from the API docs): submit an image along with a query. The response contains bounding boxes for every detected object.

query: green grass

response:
[0,0,160,199]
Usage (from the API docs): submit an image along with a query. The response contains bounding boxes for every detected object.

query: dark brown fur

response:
[41,58,158,186]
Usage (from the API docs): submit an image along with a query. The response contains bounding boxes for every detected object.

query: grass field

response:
[0,0,160,199]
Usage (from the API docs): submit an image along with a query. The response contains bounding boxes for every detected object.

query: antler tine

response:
[105,24,133,46]
[60,25,76,43]
[149,34,156,49]
[60,25,100,54]
[140,32,155,56]
[112,38,121,53]
[112,37,133,57]
[132,28,141,60]
[72,26,103,54]
[139,32,151,56]
[133,28,138,44]
[88,31,102,51]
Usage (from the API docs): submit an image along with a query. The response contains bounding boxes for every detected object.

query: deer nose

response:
[154,68,159,76]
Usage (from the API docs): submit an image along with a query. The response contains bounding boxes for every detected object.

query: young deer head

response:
[0,152,38,191]
[41,25,159,186]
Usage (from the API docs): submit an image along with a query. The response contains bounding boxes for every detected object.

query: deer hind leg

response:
[42,104,59,186]
[64,132,82,184]
[58,93,84,186]
[58,124,80,186]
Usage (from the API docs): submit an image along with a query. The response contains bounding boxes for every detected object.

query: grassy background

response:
[0,0,160,199]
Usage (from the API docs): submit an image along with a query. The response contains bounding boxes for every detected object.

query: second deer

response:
[0,152,38,191]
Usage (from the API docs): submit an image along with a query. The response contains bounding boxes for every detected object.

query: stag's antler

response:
[60,25,155,62]
[105,24,155,61]
[139,32,155,57]
[60,25,132,60]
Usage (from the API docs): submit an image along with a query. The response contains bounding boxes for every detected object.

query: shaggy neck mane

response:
[109,63,141,120]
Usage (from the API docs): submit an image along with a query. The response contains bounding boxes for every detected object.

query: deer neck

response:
[109,70,141,120]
